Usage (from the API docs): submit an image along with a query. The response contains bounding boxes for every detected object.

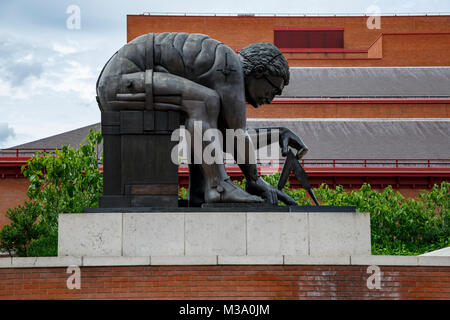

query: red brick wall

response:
[286,33,450,67]
[247,102,450,118]
[0,178,29,229]
[127,15,450,67]
[0,265,448,300]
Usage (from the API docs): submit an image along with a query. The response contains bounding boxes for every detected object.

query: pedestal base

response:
[58,209,370,257]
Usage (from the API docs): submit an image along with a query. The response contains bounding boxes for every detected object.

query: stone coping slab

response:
[1,255,449,268]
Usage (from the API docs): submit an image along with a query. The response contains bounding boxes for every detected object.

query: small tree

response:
[0,129,103,256]
[0,201,42,256]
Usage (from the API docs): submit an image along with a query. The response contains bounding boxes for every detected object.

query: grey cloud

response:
[0,123,15,143]
[0,36,50,87]
[3,61,44,86]
[0,34,101,89]
[0,0,127,34]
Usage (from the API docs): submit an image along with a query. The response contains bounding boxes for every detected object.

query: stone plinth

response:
[58,210,371,257]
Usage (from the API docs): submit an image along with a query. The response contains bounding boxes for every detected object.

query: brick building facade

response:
[0,14,449,229]
[127,14,450,118]
[127,15,450,67]
[0,13,449,302]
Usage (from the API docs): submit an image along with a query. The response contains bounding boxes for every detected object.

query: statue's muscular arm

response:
[203,48,259,182]
[209,49,297,205]
[217,84,259,182]
[215,82,296,205]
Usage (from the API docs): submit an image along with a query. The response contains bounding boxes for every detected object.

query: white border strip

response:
[1,255,448,268]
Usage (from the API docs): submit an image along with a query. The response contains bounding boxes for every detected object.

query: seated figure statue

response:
[96,32,308,206]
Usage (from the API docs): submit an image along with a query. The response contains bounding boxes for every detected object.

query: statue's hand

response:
[246,177,297,206]
[279,128,308,159]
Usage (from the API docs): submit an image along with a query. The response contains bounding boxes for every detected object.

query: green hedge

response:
[312,182,449,255]
[180,173,449,256]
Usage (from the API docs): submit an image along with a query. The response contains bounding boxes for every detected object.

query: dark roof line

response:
[7,124,100,150]
[2,120,449,160]
[284,67,450,97]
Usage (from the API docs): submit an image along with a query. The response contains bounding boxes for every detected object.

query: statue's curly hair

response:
[239,42,290,86]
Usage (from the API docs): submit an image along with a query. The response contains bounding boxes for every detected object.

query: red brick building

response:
[127,14,450,119]
[1,14,449,228]
[127,15,450,67]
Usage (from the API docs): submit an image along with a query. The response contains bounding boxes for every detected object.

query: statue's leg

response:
[153,72,263,203]
[188,164,204,206]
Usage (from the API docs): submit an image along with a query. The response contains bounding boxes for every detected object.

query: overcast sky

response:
[0,0,449,148]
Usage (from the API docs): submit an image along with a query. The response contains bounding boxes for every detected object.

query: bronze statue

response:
[96,32,308,207]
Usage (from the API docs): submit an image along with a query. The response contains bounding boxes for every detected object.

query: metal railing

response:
[0,148,52,158]
[1,149,449,168]
[290,159,450,168]
[0,149,102,165]
[181,157,450,168]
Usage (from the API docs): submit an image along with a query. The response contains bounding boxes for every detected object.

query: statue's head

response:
[239,42,290,108]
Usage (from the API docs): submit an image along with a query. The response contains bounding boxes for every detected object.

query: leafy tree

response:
[0,129,103,256]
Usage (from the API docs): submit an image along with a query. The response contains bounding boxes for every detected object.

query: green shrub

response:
[313,182,449,255]
[179,177,449,255]
[0,129,103,257]
[0,201,42,256]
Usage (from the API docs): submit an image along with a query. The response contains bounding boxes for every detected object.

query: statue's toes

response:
[222,188,264,203]
[205,187,263,203]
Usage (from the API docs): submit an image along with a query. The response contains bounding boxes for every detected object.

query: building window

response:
[274,28,344,49]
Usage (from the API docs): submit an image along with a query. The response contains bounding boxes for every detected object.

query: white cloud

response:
[16,53,34,62]
[400,1,417,10]
[0,123,15,147]
[0,80,11,96]
[30,60,96,101]
[0,35,104,147]
[52,43,79,55]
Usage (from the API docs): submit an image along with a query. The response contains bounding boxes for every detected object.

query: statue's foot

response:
[205,179,264,203]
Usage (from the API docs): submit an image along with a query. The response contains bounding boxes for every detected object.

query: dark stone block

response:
[143,111,155,131]
[101,112,120,126]
[101,125,120,135]
[120,134,178,185]
[99,109,181,209]
[120,111,143,134]
[155,111,168,131]
[168,111,180,131]
[125,184,179,195]
[99,195,131,208]
[102,134,122,194]
[130,195,178,207]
